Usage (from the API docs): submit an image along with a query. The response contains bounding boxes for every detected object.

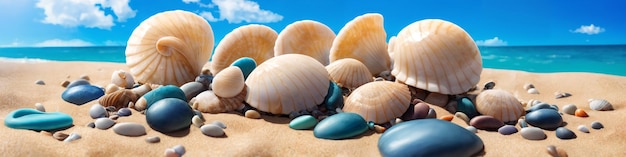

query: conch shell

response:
[210,24,277,75]
[212,66,245,98]
[342,81,411,124]
[274,20,335,65]
[192,87,247,114]
[475,89,525,123]
[125,10,214,86]
[325,58,372,89]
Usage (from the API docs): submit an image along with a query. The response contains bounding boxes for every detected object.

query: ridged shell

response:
[126,10,214,86]
[98,89,139,109]
[329,13,390,76]
[105,83,122,95]
[211,24,277,75]
[387,36,397,69]
[325,58,373,89]
[475,89,525,123]
[245,54,330,115]
[111,70,135,89]
[391,19,482,94]
[342,81,411,124]
[212,66,245,98]
[192,87,246,114]
[274,20,336,65]
[588,99,614,111]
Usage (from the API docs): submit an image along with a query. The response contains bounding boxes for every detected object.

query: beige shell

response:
[192,87,246,113]
[245,54,330,115]
[475,89,525,123]
[212,66,245,98]
[274,20,335,65]
[211,24,277,75]
[111,70,135,89]
[342,81,411,124]
[387,36,397,69]
[98,89,139,109]
[391,19,482,95]
[125,10,214,86]
[325,58,372,89]
[329,13,390,76]
[105,83,122,95]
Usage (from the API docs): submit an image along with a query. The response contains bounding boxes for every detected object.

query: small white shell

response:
[274,20,335,65]
[325,58,373,89]
[192,89,246,114]
[342,81,411,124]
[105,83,123,95]
[211,24,277,75]
[523,83,535,90]
[527,88,539,94]
[588,99,614,111]
[111,70,135,89]
[475,89,525,123]
[212,66,245,98]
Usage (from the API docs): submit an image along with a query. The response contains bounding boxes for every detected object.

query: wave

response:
[0,57,54,63]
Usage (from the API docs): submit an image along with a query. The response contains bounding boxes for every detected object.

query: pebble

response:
[137,85,187,110]
[454,112,470,124]
[520,127,546,140]
[61,85,105,105]
[547,145,568,157]
[555,127,576,139]
[146,98,194,133]
[195,74,214,89]
[230,57,257,80]
[66,79,91,89]
[483,81,495,90]
[426,108,437,119]
[439,115,454,121]
[527,88,540,94]
[79,75,90,81]
[588,99,614,111]
[561,104,577,115]
[35,103,45,112]
[574,109,588,117]
[498,125,518,135]
[245,110,261,119]
[465,126,478,133]
[192,115,204,128]
[323,81,344,112]
[591,121,604,129]
[63,133,81,142]
[4,108,74,131]
[469,115,505,131]
[180,82,206,101]
[401,102,430,121]
[164,148,180,157]
[53,132,69,141]
[94,118,115,130]
[113,122,146,136]
[172,144,186,156]
[313,112,368,140]
[577,125,590,133]
[289,115,318,130]
[424,92,449,108]
[456,97,479,119]
[525,109,563,130]
[35,80,45,85]
[201,124,225,137]
[193,110,205,121]
[60,80,70,88]
[526,103,552,113]
[86,122,95,128]
[554,92,572,99]
[211,121,227,129]
[109,114,119,120]
[40,130,52,136]
[518,119,528,128]
[523,83,535,90]
[145,136,161,143]
[117,108,132,117]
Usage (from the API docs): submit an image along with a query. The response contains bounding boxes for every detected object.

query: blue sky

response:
[0,0,624,47]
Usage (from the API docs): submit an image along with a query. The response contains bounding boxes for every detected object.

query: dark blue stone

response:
[66,79,90,89]
[323,81,344,111]
[378,119,484,157]
[230,57,256,80]
[457,97,479,119]
[555,127,576,139]
[525,109,563,130]
[142,85,187,109]
[313,112,368,140]
[62,85,104,105]
[4,108,73,131]
[498,125,518,135]
[195,75,214,89]
[526,103,553,113]
[145,98,195,133]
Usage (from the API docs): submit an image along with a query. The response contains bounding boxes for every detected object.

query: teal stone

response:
[289,115,318,130]
[141,85,187,109]
[378,119,484,157]
[62,85,104,105]
[525,109,563,130]
[457,97,479,119]
[230,57,256,80]
[4,108,73,131]
[323,81,344,111]
[66,79,90,89]
[313,112,368,140]
[145,98,195,133]
[526,103,553,113]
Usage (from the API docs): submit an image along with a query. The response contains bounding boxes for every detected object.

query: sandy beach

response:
[1,61,625,157]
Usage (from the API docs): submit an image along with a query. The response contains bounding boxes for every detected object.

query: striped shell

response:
[475,89,525,123]
[274,20,335,65]
[192,87,246,114]
[98,89,139,109]
[245,54,330,115]
[325,58,372,89]
[342,81,411,124]
[387,36,397,69]
[211,24,277,75]
[212,66,245,98]
[391,19,482,94]
[588,99,613,111]
[126,10,214,86]
[329,13,390,76]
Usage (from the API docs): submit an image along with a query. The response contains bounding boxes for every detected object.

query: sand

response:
[1,61,625,157]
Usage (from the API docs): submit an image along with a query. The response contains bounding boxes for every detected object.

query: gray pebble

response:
[211,121,227,129]
[109,114,119,120]
[95,118,115,130]
[180,82,206,101]
[591,121,604,130]
[86,122,96,128]
[53,132,69,141]
[193,110,205,121]
[555,127,576,139]
[561,104,577,115]
[89,104,108,119]
[172,145,186,156]
[164,148,179,157]
[63,133,81,142]
[35,103,45,112]
[577,125,590,133]
[113,122,146,136]
[35,80,45,85]
[465,126,478,133]
[426,108,437,119]
[201,124,225,137]
[146,136,161,143]
[117,108,132,117]
[192,115,204,128]
[520,127,546,140]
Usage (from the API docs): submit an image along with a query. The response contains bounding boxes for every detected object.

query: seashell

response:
[245,54,330,115]
[212,66,245,98]
[342,81,411,124]
[475,89,525,123]
[244,110,261,119]
[527,88,540,94]
[126,10,214,86]
[275,20,335,65]
[329,13,390,76]
[145,98,194,133]
[62,85,105,105]
[98,89,139,110]
[211,24,277,75]
[325,58,373,89]
[111,70,135,89]
[391,19,482,95]
[105,83,122,95]
[387,36,396,68]
[523,83,535,90]
[588,99,613,111]
[192,88,246,114]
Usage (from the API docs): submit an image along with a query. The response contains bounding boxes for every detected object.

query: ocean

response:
[1,45,625,76]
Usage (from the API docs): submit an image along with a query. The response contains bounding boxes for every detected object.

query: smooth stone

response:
[4,108,73,131]
[141,85,187,110]
[89,104,108,119]
[456,97,480,119]
[35,80,45,85]
[94,118,115,130]
[79,75,90,81]
[561,104,577,115]
[146,136,161,143]
[527,88,540,94]
[201,124,225,137]
[230,57,257,80]
[109,114,119,120]
[455,112,470,124]
[469,115,505,131]
[117,108,132,117]
[66,79,90,89]
[378,119,484,157]
[63,133,81,142]
[62,85,104,105]
[192,115,204,128]
[401,102,430,121]
[547,145,568,157]
[525,109,563,130]
[483,81,495,90]
[86,122,95,128]
[424,92,449,107]
[465,126,478,133]
[498,125,518,135]
[574,109,589,117]
[578,125,590,133]
[35,103,45,112]
[245,110,261,119]
[550,105,559,111]
[290,115,318,130]
[195,75,214,89]
[313,112,368,140]
[526,103,553,113]
[520,127,546,140]
[211,121,227,129]
[172,144,186,156]
[180,82,206,101]
[193,110,205,121]
[591,121,604,129]
[323,81,344,111]
[53,132,69,141]
[555,127,576,139]
[164,148,179,157]
[146,98,195,133]
[518,119,528,128]
[60,80,70,88]
[113,122,146,136]
[426,108,437,119]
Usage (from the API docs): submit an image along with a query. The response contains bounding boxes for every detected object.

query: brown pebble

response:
[146,136,161,143]
[79,75,90,81]
[40,131,52,136]
[440,115,454,121]
[60,80,70,88]
[109,114,120,120]
[547,145,568,157]
[424,92,449,108]
[245,110,261,119]
[574,109,589,117]
[53,132,69,141]
[373,125,386,133]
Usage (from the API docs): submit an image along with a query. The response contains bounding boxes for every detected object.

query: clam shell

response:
[391,19,482,94]
[111,70,135,89]
[588,99,613,111]
[325,58,373,89]
[211,24,277,75]
[342,81,411,124]
[475,89,525,123]
[329,13,390,76]
[104,83,122,95]
[212,66,245,98]
[98,89,139,109]
[274,20,335,65]
[126,10,213,86]
[192,87,246,114]
[245,54,330,115]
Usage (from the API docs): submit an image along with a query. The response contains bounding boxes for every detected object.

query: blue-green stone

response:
[456,97,479,119]
[66,79,90,89]
[61,85,104,105]
[313,112,368,140]
[141,85,187,109]
[145,98,195,133]
[4,108,73,131]
[323,81,344,111]
[230,57,256,80]
[289,115,318,130]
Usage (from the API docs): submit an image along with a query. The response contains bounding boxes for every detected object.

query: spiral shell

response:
[245,54,330,115]
[329,13,391,76]
[211,24,277,75]
[111,70,135,89]
[391,19,482,95]
[342,81,411,124]
[475,89,525,123]
[192,87,246,114]
[98,89,139,109]
[325,58,372,89]
[126,10,214,86]
[212,66,245,98]
[274,20,335,65]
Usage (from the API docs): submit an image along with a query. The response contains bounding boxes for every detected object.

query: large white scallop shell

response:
[475,89,525,123]
[325,58,372,89]
[274,20,335,65]
[212,66,245,98]
[391,19,482,94]
[342,81,411,124]
[126,10,214,86]
[245,54,330,115]
[211,24,278,75]
[329,13,391,76]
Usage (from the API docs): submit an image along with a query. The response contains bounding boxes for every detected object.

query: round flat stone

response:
[555,127,576,139]
[313,112,368,140]
[591,121,604,129]
[94,118,115,130]
[146,98,194,133]
[290,115,318,130]
[62,85,104,105]
[520,127,546,140]
[4,108,73,131]
[498,125,518,135]
[469,115,504,131]
[201,124,225,137]
[113,122,146,136]
[525,109,563,130]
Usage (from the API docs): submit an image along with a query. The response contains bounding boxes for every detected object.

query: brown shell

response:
[192,86,247,113]
[98,89,139,109]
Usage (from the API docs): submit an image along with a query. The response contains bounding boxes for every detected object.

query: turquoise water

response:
[1,45,625,76]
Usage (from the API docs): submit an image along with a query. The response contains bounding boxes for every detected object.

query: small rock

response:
[40,131,52,136]
[547,145,568,157]
[456,97,479,119]
[401,102,430,120]
[289,115,318,130]
[211,121,227,129]
[454,112,470,124]
[109,114,119,120]
[89,104,108,119]
[117,108,132,117]
[35,80,45,85]
[201,124,225,137]
[554,92,572,99]
[518,119,528,128]
[498,125,518,135]
[465,126,478,133]
[79,75,90,81]
[63,133,81,142]
[439,115,454,121]
[527,88,539,94]
[172,145,186,156]
[424,92,449,108]
[60,80,70,88]
[577,125,590,133]
[192,115,204,128]
[86,122,96,128]
[555,127,576,139]
[244,110,261,119]
[525,109,563,130]
[561,104,577,115]
[426,108,437,119]
[35,103,45,112]
[94,118,115,130]
[574,109,588,117]
[53,132,69,141]
[146,136,161,143]
[105,106,117,112]
[591,121,604,130]
[523,83,535,90]
[193,110,205,121]
[483,81,495,90]
[520,127,546,140]
[469,115,505,131]
[113,122,146,136]
[164,148,180,157]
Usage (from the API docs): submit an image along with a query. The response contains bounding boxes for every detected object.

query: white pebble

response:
[192,115,204,128]
[561,104,577,115]
[172,145,186,156]
[63,133,81,142]
[164,148,180,157]
[201,124,225,137]
[527,88,539,94]
[35,103,45,112]
[94,118,115,130]
[521,127,546,140]
[465,126,478,133]
[89,104,108,119]
[577,125,590,133]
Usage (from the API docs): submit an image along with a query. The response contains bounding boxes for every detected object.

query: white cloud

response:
[182,0,201,4]
[35,39,94,47]
[104,40,125,46]
[35,0,136,29]
[476,37,507,46]
[571,24,605,35]
[200,11,220,22]
[0,42,22,48]
[186,0,283,23]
